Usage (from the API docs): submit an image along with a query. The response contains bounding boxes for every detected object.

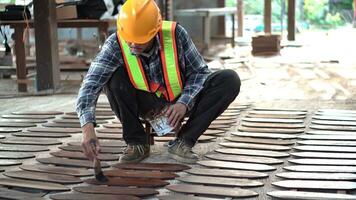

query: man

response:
[77,0,240,164]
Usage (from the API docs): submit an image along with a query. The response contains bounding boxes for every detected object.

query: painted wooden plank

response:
[242,117,304,123]
[0,152,35,159]
[247,113,306,119]
[177,175,263,187]
[0,119,47,123]
[113,163,190,172]
[310,124,356,131]
[1,138,62,145]
[51,150,119,161]
[166,184,258,198]
[0,128,21,133]
[0,160,22,166]
[28,127,81,133]
[205,153,283,165]
[273,180,356,190]
[2,114,55,119]
[291,152,356,159]
[0,178,69,191]
[73,185,158,197]
[233,131,298,139]
[219,142,291,151]
[59,145,124,154]
[307,130,356,135]
[0,144,49,152]
[284,165,356,173]
[198,160,275,171]
[20,164,92,177]
[12,111,63,115]
[299,134,356,140]
[96,128,123,134]
[0,122,36,128]
[294,145,356,153]
[85,177,169,187]
[225,136,294,145]
[241,121,305,129]
[0,187,44,200]
[185,168,268,178]
[312,115,356,121]
[248,110,306,115]
[42,123,81,128]
[312,120,356,126]
[37,157,109,168]
[268,191,356,200]
[12,131,70,138]
[297,140,356,146]
[216,148,289,158]
[104,169,177,180]
[68,141,126,147]
[4,170,82,184]
[50,193,139,200]
[289,158,356,166]
[239,126,304,134]
[276,172,356,181]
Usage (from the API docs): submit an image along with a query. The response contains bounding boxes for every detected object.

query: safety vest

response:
[117,21,183,102]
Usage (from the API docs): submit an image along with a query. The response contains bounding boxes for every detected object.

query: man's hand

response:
[81,123,100,161]
[165,103,187,129]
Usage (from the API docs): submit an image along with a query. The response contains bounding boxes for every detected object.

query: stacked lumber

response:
[252,34,281,56]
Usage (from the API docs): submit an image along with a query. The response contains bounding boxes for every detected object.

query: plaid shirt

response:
[76,24,211,127]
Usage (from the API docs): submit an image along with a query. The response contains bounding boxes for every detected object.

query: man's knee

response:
[107,68,131,93]
[219,69,241,97]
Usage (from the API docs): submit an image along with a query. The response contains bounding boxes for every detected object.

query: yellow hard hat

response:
[117,0,162,44]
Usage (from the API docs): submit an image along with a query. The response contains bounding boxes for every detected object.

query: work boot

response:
[168,139,198,164]
[119,144,150,163]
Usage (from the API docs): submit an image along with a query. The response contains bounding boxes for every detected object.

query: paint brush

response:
[90,139,108,182]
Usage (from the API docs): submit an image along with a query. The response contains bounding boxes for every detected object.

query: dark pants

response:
[106,67,240,147]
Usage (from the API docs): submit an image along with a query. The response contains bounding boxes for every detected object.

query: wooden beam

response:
[237,0,244,37]
[353,0,356,27]
[264,0,272,34]
[288,0,296,40]
[217,0,225,36]
[14,26,27,92]
[33,0,60,92]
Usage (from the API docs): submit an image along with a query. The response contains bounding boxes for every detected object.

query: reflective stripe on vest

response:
[117,21,182,102]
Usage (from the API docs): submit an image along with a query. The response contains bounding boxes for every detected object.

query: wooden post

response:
[217,0,225,36]
[353,0,356,27]
[288,0,296,40]
[264,0,272,34]
[14,26,27,92]
[237,0,244,37]
[33,0,60,92]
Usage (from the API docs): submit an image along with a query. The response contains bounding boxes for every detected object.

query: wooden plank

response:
[273,180,356,190]
[312,120,356,126]
[208,124,231,130]
[210,120,236,125]
[73,185,158,197]
[97,133,123,140]
[291,152,356,159]
[59,145,124,154]
[220,112,239,117]
[0,144,49,152]
[42,123,81,128]
[289,158,356,166]
[310,124,356,131]
[50,193,139,200]
[20,164,92,177]
[104,169,177,180]
[307,130,356,135]
[158,194,222,200]
[233,131,298,139]
[0,160,22,166]
[0,122,36,128]
[185,168,268,179]
[198,160,275,171]
[294,145,356,153]
[242,117,304,123]
[276,172,356,181]
[166,184,258,198]
[0,128,21,133]
[4,170,82,184]
[284,165,356,173]
[62,115,115,120]
[155,135,215,142]
[219,142,291,151]
[315,112,356,117]
[216,116,238,120]
[247,113,306,119]
[268,190,356,200]
[2,114,55,119]
[96,128,123,134]
[318,109,356,114]
[0,119,47,123]
[68,141,126,147]
[254,108,307,112]
[0,178,69,191]
[312,115,356,121]
[225,136,295,145]
[85,177,169,188]
[177,175,263,187]
[1,138,61,145]
[203,129,225,135]
[0,152,35,159]
[241,122,305,129]
[297,140,356,146]
[248,110,306,115]
[239,126,304,134]
[299,134,356,140]
[51,150,120,161]
[28,127,81,133]
[113,163,190,172]
[53,119,108,124]
[12,111,63,115]
[0,135,5,139]
[216,148,289,158]
[12,131,71,138]
[103,124,122,128]
[37,157,109,168]
[0,187,44,200]
[205,153,283,165]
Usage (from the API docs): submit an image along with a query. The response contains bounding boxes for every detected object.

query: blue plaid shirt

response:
[76,24,211,127]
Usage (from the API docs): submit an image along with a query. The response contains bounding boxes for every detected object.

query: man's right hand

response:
[81,123,100,161]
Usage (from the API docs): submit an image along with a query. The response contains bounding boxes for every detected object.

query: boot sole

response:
[169,153,197,164]
[119,154,149,164]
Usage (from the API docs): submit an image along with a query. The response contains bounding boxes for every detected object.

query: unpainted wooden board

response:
[12,132,71,138]
[59,145,124,154]
[103,123,122,128]
[0,144,49,152]
[222,110,240,115]
[177,175,263,187]
[158,194,223,200]
[312,120,356,126]
[0,168,3,172]
[307,130,356,135]
[294,145,356,153]
[216,148,289,158]
[276,172,356,181]
[53,119,108,124]
[185,168,268,179]
[216,116,238,120]
[299,134,356,140]
[315,112,356,117]
[232,131,298,139]
[85,177,169,187]
[239,126,305,134]
[73,185,158,197]
[246,113,306,119]
[0,160,22,166]
[62,115,115,120]
[291,152,356,159]
[51,150,120,161]
[20,164,92,177]
[0,122,36,128]
[104,169,177,179]
[312,115,356,122]
[0,152,35,159]
[219,142,291,151]
[220,112,240,117]
[97,133,123,140]
[241,122,305,129]
[50,193,139,200]
[310,124,356,131]
[0,128,21,133]
[289,158,356,166]
[96,128,123,134]
[208,124,231,130]
[155,135,215,142]
[205,153,283,165]
[297,140,356,146]
[242,117,304,123]
[0,135,4,139]
[228,104,250,110]
[284,165,356,173]
[203,129,225,135]
[0,187,44,200]
[166,184,258,198]
[273,180,356,190]
[248,110,307,115]
[4,170,82,184]
[210,120,236,125]
[12,111,63,115]
[267,190,356,200]
[0,178,69,191]
[1,138,62,145]
[225,136,294,145]
[318,109,356,114]
[28,127,81,133]
[2,114,55,119]
[254,108,307,112]
[0,119,47,123]
[198,160,275,171]
[68,141,126,147]
[37,157,109,168]
[42,123,81,128]
[113,163,190,172]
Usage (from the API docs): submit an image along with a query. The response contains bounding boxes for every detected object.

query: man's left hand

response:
[165,103,187,129]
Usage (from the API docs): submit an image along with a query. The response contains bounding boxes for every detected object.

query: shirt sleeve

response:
[175,24,211,110]
[76,33,121,127]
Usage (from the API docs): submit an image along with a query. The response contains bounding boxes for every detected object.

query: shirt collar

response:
[139,35,161,58]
